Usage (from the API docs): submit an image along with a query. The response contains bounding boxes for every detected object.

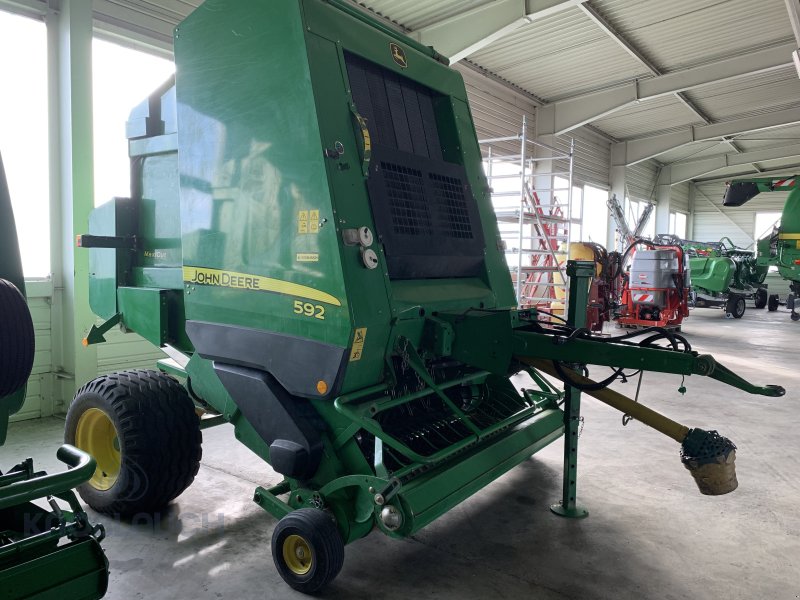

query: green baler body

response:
[82,0,785,553]
[775,188,800,283]
[725,178,800,285]
[86,0,558,541]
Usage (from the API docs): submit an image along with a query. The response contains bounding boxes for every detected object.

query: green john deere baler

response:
[70,0,784,592]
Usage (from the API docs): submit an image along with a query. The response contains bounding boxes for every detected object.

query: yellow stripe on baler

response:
[182,266,342,306]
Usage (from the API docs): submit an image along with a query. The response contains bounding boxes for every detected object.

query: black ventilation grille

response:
[381,162,433,236]
[430,172,473,239]
[345,51,443,161]
[345,51,485,279]
[367,148,485,280]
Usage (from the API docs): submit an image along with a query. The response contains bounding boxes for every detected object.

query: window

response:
[0,11,49,277]
[754,211,781,241]
[669,211,687,238]
[93,39,175,206]
[582,184,609,245]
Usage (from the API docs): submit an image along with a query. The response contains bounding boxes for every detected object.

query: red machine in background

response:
[618,240,690,329]
[569,242,623,332]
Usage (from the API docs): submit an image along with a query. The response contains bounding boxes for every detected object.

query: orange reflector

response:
[795,260,800,265]
[81,338,89,347]
[76,235,83,247]
[316,380,328,395]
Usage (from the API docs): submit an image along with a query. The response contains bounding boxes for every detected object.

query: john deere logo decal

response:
[390,43,407,68]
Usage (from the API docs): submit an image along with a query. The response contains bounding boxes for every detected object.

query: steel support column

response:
[51,0,97,408]
[655,167,671,236]
[550,260,592,519]
[608,147,626,251]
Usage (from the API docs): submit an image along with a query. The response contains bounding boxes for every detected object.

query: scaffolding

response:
[480,116,574,310]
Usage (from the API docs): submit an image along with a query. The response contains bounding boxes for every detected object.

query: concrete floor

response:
[3,305,799,599]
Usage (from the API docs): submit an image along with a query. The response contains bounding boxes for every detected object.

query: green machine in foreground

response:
[724,176,800,320]
[71,0,784,592]
[0,152,108,598]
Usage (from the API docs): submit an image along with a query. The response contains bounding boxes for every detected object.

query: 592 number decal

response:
[293,300,325,320]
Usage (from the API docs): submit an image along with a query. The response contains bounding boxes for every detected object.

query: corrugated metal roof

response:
[591,95,701,140]
[590,0,794,71]
[657,141,732,164]
[736,123,800,143]
[468,7,650,101]
[353,0,489,31]
[682,66,800,122]
[94,0,201,46]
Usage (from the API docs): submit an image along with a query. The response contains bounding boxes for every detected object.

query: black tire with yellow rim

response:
[271,508,345,593]
[65,369,202,516]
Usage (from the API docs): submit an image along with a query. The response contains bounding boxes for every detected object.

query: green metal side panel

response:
[399,409,564,534]
[0,538,108,600]
[174,0,351,348]
[302,30,393,391]
[689,256,734,293]
[117,287,170,348]
[777,188,800,283]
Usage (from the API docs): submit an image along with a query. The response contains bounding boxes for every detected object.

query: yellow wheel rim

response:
[283,534,313,575]
[75,407,121,491]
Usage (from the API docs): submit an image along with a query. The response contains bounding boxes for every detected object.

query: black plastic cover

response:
[214,364,323,480]
[723,182,761,207]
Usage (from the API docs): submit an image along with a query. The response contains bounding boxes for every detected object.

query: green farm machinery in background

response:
[656,234,768,319]
[0,152,108,599]
[68,0,784,593]
[724,176,800,321]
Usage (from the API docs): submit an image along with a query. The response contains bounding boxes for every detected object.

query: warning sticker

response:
[298,211,308,234]
[349,327,367,362]
[309,210,320,234]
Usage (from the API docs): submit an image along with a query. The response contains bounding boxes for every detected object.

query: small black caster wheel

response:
[754,288,767,309]
[768,294,779,312]
[792,312,800,322]
[725,295,745,319]
[272,508,344,593]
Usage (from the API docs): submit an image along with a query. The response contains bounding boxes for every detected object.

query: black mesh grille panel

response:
[429,173,473,239]
[345,51,484,279]
[381,162,433,236]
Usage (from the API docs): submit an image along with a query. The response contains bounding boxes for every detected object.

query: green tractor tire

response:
[0,278,35,398]
[65,370,202,516]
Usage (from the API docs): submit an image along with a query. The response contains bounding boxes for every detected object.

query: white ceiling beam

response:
[578,2,657,72]
[694,164,800,184]
[537,41,794,135]
[787,0,800,44]
[665,143,800,184]
[785,0,800,77]
[577,2,714,128]
[612,107,800,166]
[0,0,49,18]
[411,0,588,64]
